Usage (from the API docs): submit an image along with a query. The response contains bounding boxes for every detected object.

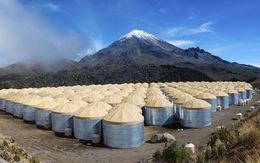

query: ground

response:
[0,92,259,163]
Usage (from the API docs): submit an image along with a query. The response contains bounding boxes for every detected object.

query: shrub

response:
[162,142,189,163]
[208,129,237,149]
[240,128,260,149]
[13,154,20,162]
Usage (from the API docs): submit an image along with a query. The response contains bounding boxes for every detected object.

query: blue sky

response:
[0,0,260,67]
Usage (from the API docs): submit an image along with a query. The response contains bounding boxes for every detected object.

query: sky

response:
[0,0,260,68]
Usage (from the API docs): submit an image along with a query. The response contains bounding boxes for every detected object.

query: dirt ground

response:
[0,92,259,163]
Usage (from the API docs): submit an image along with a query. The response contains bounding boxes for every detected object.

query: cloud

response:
[167,40,194,47]
[48,3,59,11]
[166,21,214,37]
[0,0,86,67]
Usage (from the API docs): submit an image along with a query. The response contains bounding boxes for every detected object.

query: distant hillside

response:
[80,30,260,81]
[2,65,213,89]
[0,58,81,82]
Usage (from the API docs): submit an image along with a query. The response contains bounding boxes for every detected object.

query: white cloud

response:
[167,40,194,47]
[0,0,86,67]
[48,3,59,11]
[166,21,214,37]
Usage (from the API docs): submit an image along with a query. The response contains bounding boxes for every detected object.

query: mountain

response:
[80,30,260,81]
[0,58,81,82]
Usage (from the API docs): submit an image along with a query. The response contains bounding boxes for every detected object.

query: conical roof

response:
[196,92,217,100]
[213,91,229,97]
[182,99,211,110]
[52,103,80,114]
[101,94,122,104]
[53,98,70,104]
[145,97,173,108]
[73,105,108,120]
[224,89,238,94]
[70,99,89,107]
[109,103,142,114]
[22,96,43,107]
[35,100,59,110]
[83,94,105,102]
[123,95,146,107]
[88,101,113,111]
[174,94,195,105]
[67,95,84,101]
[103,109,144,125]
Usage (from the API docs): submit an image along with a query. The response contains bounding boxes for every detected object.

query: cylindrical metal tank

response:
[123,95,145,115]
[213,91,229,110]
[181,99,212,128]
[236,88,246,100]
[73,105,108,140]
[103,109,144,149]
[174,94,195,120]
[35,100,59,127]
[224,89,239,105]
[144,96,173,125]
[52,103,80,133]
[243,85,253,99]
[196,93,217,112]
[21,96,42,121]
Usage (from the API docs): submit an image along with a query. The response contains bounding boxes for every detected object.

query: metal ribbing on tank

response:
[5,101,14,114]
[181,109,211,128]
[73,118,102,140]
[238,92,247,100]
[13,103,23,117]
[23,106,36,121]
[174,104,182,120]
[216,97,229,109]
[205,99,217,112]
[0,100,6,111]
[103,121,144,149]
[51,113,73,133]
[246,90,253,99]
[35,109,52,126]
[144,107,174,125]
[228,94,238,105]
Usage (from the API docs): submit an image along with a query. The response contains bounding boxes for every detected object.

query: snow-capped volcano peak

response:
[118,29,160,42]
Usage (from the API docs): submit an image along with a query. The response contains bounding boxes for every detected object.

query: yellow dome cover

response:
[182,99,211,110]
[168,91,184,99]
[83,94,105,102]
[213,91,229,97]
[52,102,80,114]
[123,95,146,107]
[67,95,84,101]
[196,93,217,100]
[145,97,173,108]
[88,101,113,111]
[145,95,166,102]
[103,109,144,125]
[109,103,142,113]
[174,94,195,105]
[73,105,108,120]
[70,99,89,107]
[54,97,70,104]
[101,94,122,104]
[22,96,43,107]
[36,100,59,110]
[235,87,246,93]
[224,89,238,94]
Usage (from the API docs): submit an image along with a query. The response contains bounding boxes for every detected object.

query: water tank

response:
[103,109,144,149]
[196,93,217,112]
[243,85,253,99]
[213,91,229,110]
[174,94,195,120]
[73,105,108,140]
[181,99,212,128]
[52,103,80,133]
[236,88,246,100]
[21,96,42,121]
[101,94,122,107]
[224,89,239,105]
[35,100,59,127]
[144,96,174,125]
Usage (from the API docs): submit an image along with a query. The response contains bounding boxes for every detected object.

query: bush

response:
[217,144,227,159]
[13,154,20,162]
[162,142,189,163]
[208,129,237,149]
[240,128,260,149]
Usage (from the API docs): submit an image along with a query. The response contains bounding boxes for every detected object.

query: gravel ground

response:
[0,92,259,163]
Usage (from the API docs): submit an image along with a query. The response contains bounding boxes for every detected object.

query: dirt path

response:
[0,92,259,163]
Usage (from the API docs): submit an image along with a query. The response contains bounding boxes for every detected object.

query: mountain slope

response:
[80,30,260,81]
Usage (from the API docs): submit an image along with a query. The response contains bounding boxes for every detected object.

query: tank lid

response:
[52,103,80,115]
[69,99,89,108]
[35,100,59,110]
[182,99,211,110]
[123,95,145,107]
[83,94,105,102]
[196,93,217,100]
[53,97,70,104]
[73,105,108,120]
[174,94,195,105]
[88,101,113,111]
[213,91,229,97]
[224,89,238,94]
[103,109,144,125]
[101,94,122,104]
[109,102,142,114]
[145,96,173,108]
